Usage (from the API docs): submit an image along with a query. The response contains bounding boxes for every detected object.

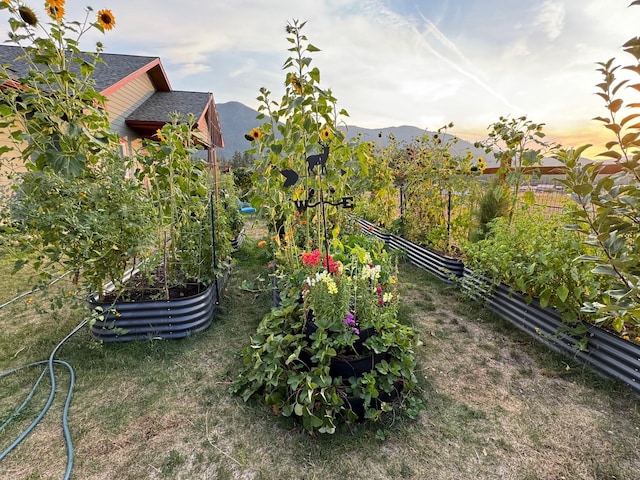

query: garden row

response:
[355,217,640,397]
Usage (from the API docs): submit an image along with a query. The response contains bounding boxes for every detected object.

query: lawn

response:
[0,225,639,480]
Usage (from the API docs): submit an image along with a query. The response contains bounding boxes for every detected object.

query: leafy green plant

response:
[465,208,607,331]
[0,1,156,296]
[401,125,484,255]
[232,235,422,434]
[136,114,232,295]
[232,20,423,434]
[247,19,377,260]
[555,1,640,337]
[475,115,556,219]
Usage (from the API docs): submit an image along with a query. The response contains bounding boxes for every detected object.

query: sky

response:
[2,0,640,152]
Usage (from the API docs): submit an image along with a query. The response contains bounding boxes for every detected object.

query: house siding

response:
[106,73,156,152]
[0,130,27,193]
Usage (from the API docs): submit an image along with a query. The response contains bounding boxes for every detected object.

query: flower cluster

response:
[300,241,398,347]
[301,248,341,274]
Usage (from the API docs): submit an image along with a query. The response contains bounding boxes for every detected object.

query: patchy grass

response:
[0,232,639,479]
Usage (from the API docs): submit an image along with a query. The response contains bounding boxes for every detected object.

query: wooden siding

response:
[0,130,27,193]
[105,73,155,152]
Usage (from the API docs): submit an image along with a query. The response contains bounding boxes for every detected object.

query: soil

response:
[100,265,206,303]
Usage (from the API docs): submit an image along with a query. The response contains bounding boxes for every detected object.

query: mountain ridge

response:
[215,101,491,164]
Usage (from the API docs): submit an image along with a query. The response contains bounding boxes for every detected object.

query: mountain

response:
[215,101,489,164]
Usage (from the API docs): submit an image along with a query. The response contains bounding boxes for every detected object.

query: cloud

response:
[535,0,566,41]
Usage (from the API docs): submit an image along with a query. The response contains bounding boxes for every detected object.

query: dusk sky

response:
[2,0,639,154]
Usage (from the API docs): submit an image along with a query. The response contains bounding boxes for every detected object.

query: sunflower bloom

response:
[97,9,115,30]
[320,127,332,141]
[18,6,38,26]
[46,0,66,8]
[249,127,261,140]
[156,129,165,142]
[46,4,65,21]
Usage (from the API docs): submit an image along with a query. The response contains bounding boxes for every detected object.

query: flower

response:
[46,4,64,20]
[155,129,165,142]
[46,0,66,7]
[320,127,332,140]
[257,240,267,247]
[97,9,115,30]
[18,6,38,26]
[249,127,262,140]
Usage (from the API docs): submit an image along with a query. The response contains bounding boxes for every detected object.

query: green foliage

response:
[470,176,511,242]
[231,166,253,199]
[401,125,484,254]
[137,114,232,291]
[232,21,423,434]
[555,4,640,336]
[247,19,376,251]
[353,133,407,229]
[476,115,556,219]
[0,2,115,178]
[218,171,245,237]
[465,208,606,327]
[1,2,156,295]
[232,235,423,434]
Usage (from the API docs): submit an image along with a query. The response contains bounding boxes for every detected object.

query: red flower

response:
[302,249,322,267]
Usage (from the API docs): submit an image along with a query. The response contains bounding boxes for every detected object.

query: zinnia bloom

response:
[97,9,115,30]
[249,127,261,140]
[18,6,38,26]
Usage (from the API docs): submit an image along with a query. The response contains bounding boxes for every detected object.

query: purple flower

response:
[378,297,384,306]
[343,312,355,327]
[376,285,383,294]
[353,327,360,335]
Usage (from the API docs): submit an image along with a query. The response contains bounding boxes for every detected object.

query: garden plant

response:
[232,20,424,434]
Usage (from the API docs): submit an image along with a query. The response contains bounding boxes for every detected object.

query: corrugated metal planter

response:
[461,268,640,396]
[88,271,228,343]
[356,218,464,283]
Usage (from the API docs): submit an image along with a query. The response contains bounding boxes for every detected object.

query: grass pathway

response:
[0,236,638,479]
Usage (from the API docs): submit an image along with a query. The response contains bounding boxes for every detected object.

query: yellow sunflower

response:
[249,127,262,140]
[45,0,65,8]
[46,4,64,21]
[18,5,38,26]
[156,129,166,142]
[320,127,332,141]
[97,9,115,30]
[477,157,487,172]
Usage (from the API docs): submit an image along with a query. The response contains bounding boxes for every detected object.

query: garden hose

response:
[0,309,87,479]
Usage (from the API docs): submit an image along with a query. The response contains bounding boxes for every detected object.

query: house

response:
[0,44,224,189]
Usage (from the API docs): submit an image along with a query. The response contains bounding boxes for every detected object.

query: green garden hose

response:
[0,317,87,479]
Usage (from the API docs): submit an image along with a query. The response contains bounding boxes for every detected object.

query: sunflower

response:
[249,127,261,140]
[320,127,332,141]
[46,4,64,21]
[287,73,303,94]
[155,129,165,142]
[97,9,115,30]
[18,5,38,26]
[477,157,487,172]
[45,0,65,8]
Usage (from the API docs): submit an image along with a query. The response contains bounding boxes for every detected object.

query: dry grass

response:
[0,229,639,480]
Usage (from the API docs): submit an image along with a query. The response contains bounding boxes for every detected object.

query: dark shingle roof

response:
[0,45,160,92]
[126,91,210,123]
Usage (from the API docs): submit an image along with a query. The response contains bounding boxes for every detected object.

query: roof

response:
[0,45,169,92]
[0,44,223,148]
[126,91,210,123]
